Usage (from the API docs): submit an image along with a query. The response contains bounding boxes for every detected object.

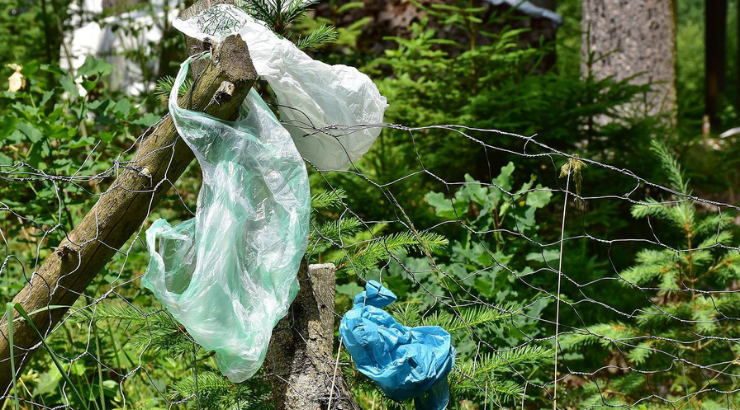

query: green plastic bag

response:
[142,56,310,382]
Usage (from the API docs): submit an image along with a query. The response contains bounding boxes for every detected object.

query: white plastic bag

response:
[173,5,388,170]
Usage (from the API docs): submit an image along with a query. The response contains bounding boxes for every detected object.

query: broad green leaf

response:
[16,121,43,143]
[39,90,54,107]
[130,112,160,127]
[336,282,365,298]
[493,162,515,192]
[98,132,115,143]
[77,55,114,78]
[426,191,457,219]
[0,116,17,139]
[114,99,131,118]
[67,135,96,148]
[526,184,552,208]
[60,76,79,98]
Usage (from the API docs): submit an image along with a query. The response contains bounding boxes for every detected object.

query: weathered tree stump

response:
[265,263,361,410]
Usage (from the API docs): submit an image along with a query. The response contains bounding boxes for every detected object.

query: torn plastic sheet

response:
[339,281,456,410]
[142,56,310,383]
[173,5,388,171]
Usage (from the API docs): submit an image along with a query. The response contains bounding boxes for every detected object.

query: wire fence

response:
[2,112,740,410]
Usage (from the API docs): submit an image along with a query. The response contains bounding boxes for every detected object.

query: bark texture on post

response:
[265,263,361,410]
[180,0,238,75]
[0,35,257,399]
[581,0,677,122]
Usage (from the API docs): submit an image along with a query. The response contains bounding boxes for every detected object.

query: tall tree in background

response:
[706,0,728,127]
[581,0,678,123]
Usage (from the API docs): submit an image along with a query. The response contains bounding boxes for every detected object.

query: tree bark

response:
[265,263,361,410]
[0,34,257,400]
[706,0,728,127]
[581,0,678,123]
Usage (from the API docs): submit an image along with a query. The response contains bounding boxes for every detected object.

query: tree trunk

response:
[581,0,678,122]
[0,34,257,400]
[706,0,728,127]
[265,263,361,410]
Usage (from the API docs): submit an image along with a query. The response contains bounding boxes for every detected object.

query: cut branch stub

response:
[0,34,257,400]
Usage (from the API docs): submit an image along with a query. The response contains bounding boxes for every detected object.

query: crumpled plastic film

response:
[142,56,310,383]
[173,3,251,42]
[339,281,456,410]
[173,5,388,171]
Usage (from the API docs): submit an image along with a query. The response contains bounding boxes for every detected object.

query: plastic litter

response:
[339,281,456,410]
[142,56,311,383]
[173,5,388,170]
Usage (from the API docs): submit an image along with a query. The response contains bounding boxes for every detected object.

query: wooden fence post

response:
[265,263,362,410]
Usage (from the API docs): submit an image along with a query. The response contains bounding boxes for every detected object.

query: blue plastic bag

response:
[339,281,456,410]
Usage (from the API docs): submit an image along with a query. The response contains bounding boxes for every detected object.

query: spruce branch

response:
[155,75,194,98]
[311,188,347,210]
[296,23,338,50]
[649,139,690,195]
